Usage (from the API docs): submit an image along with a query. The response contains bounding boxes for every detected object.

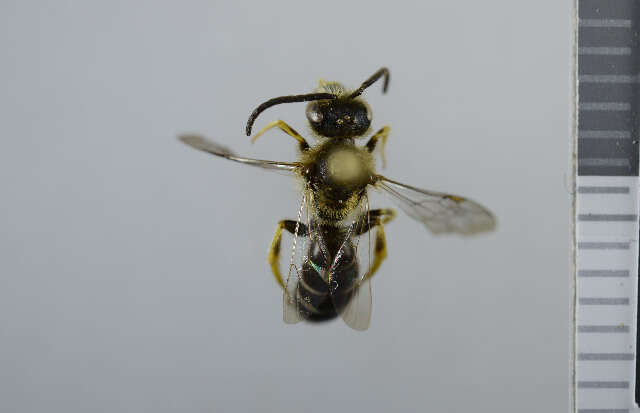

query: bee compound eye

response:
[306,104,323,123]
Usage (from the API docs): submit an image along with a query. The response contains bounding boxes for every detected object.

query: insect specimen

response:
[179,67,495,330]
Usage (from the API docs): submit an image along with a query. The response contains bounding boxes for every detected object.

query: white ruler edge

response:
[575,176,640,413]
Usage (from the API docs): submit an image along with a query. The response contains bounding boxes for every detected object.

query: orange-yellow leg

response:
[267,219,306,289]
[251,120,310,151]
[358,208,395,280]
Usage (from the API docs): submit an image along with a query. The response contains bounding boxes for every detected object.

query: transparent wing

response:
[178,134,302,173]
[329,194,374,331]
[282,190,309,324]
[341,278,372,331]
[375,175,495,235]
[282,188,324,324]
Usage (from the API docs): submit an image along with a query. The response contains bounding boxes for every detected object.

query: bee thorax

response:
[327,150,364,184]
[299,137,375,223]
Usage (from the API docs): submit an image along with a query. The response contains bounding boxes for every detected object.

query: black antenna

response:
[349,67,390,99]
[245,93,336,136]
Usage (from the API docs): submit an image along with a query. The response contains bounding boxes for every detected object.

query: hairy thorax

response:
[300,139,375,222]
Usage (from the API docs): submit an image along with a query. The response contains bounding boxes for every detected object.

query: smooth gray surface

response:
[0,1,570,412]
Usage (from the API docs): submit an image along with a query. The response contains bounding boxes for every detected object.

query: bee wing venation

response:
[282,189,317,324]
[179,134,301,172]
[375,175,496,235]
[282,219,305,325]
[328,195,374,331]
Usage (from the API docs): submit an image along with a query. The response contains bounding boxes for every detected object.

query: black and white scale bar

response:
[577,0,639,176]
[574,176,639,412]
[576,7,639,413]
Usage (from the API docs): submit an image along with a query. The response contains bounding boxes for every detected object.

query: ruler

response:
[574,0,640,412]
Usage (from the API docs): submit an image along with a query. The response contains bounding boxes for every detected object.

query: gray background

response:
[1,1,570,412]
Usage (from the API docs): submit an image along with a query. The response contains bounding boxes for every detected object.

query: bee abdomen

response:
[295,250,359,322]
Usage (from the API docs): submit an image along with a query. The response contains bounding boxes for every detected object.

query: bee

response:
[179,67,495,330]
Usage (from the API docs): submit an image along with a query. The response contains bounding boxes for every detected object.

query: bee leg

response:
[250,120,310,151]
[268,219,308,289]
[367,224,389,281]
[356,208,396,235]
[356,208,396,280]
[365,126,390,168]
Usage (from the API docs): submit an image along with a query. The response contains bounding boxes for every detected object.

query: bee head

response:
[245,67,389,137]
[305,98,371,139]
